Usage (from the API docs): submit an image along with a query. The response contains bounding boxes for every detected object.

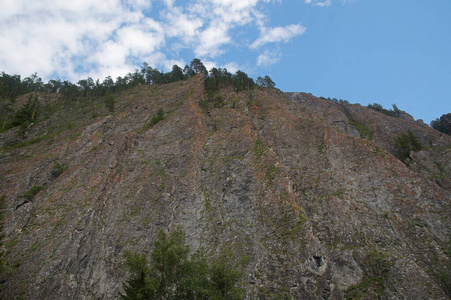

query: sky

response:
[0,0,450,123]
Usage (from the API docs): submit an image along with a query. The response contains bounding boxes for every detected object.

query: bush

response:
[51,161,68,178]
[349,119,373,140]
[142,108,165,132]
[9,95,40,129]
[208,250,244,300]
[434,263,451,298]
[256,76,275,88]
[345,250,392,299]
[321,97,349,104]
[121,227,244,300]
[18,121,30,139]
[149,108,165,127]
[367,103,400,118]
[201,93,224,111]
[104,94,115,113]
[24,185,44,200]
[430,117,449,135]
[394,130,423,163]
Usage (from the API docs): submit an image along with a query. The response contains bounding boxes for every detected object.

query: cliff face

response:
[0,76,450,299]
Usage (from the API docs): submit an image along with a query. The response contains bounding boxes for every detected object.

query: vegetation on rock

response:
[23,185,44,200]
[256,76,276,88]
[121,227,243,300]
[104,94,115,113]
[394,130,423,163]
[51,161,68,178]
[367,103,401,117]
[430,114,451,135]
[0,59,449,299]
[344,250,393,299]
[2,95,40,133]
[143,108,166,132]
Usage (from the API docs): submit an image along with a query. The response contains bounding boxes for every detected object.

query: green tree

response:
[257,76,275,88]
[264,75,275,88]
[104,94,115,113]
[8,95,40,130]
[391,104,401,117]
[150,227,190,299]
[368,103,384,112]
[208,250,244,300]
[190,58,208,76]
[122,251,156,300]
[51,161,68,178]
[149,108,165,127]
[103,76,115,93]
[77,77,95,97]
[367,103,400,118]
[394,130,423,163]
[23,73,44,93]
[233,71,255,91]
[430,117,449,134]
[170,65,184,82]
[121,227,244,300]
[183,65,196,78]
[45,78,62,93]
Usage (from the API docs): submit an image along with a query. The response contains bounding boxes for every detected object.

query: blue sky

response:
[0,0,449,123]
[269,0,451,124]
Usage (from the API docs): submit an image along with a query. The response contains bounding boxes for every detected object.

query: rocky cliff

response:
[0,75,450,299]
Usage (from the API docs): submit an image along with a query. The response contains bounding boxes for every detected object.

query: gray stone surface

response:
[0,77,450,299]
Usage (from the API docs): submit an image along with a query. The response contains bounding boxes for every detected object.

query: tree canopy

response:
[0,58,275,103]
[121,227,244,300]
[394,130,423,163]
[1,58,276,134]
[367,103,401,118]
[430,116,450,135]
[256,75,275,88]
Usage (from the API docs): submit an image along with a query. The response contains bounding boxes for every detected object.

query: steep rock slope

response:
[0,76,450,299]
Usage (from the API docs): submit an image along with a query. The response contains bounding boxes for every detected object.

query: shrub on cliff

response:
[6,95,40,131]
[23,185,44,200]
[51,161,68,178]
[368,103,400,118]
[394,130,423,163]
[430,115,450,135]
[104,94,115,113]
[256,75,275,88]
[121,227,243,300]
[149,108,165,127]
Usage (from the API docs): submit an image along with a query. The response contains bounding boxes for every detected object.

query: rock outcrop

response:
[0,76,450,299]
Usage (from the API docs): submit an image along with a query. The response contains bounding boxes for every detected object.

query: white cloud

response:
[257,49,281,67]
[0,0,307,81]
[182,0,262,58]
[195,22,231,57]
[161,58,187,71]
[305,0,355,7]
[124,0,152,11]
[163,7,203,44]
[0,0,161,80]
[305,0,331,6]
[251,24,306,49]
[222,62,240,73]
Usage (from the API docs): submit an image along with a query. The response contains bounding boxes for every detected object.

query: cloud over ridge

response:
[251,24,306,49]
[0,0,308,81]
[0,0,305,79]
